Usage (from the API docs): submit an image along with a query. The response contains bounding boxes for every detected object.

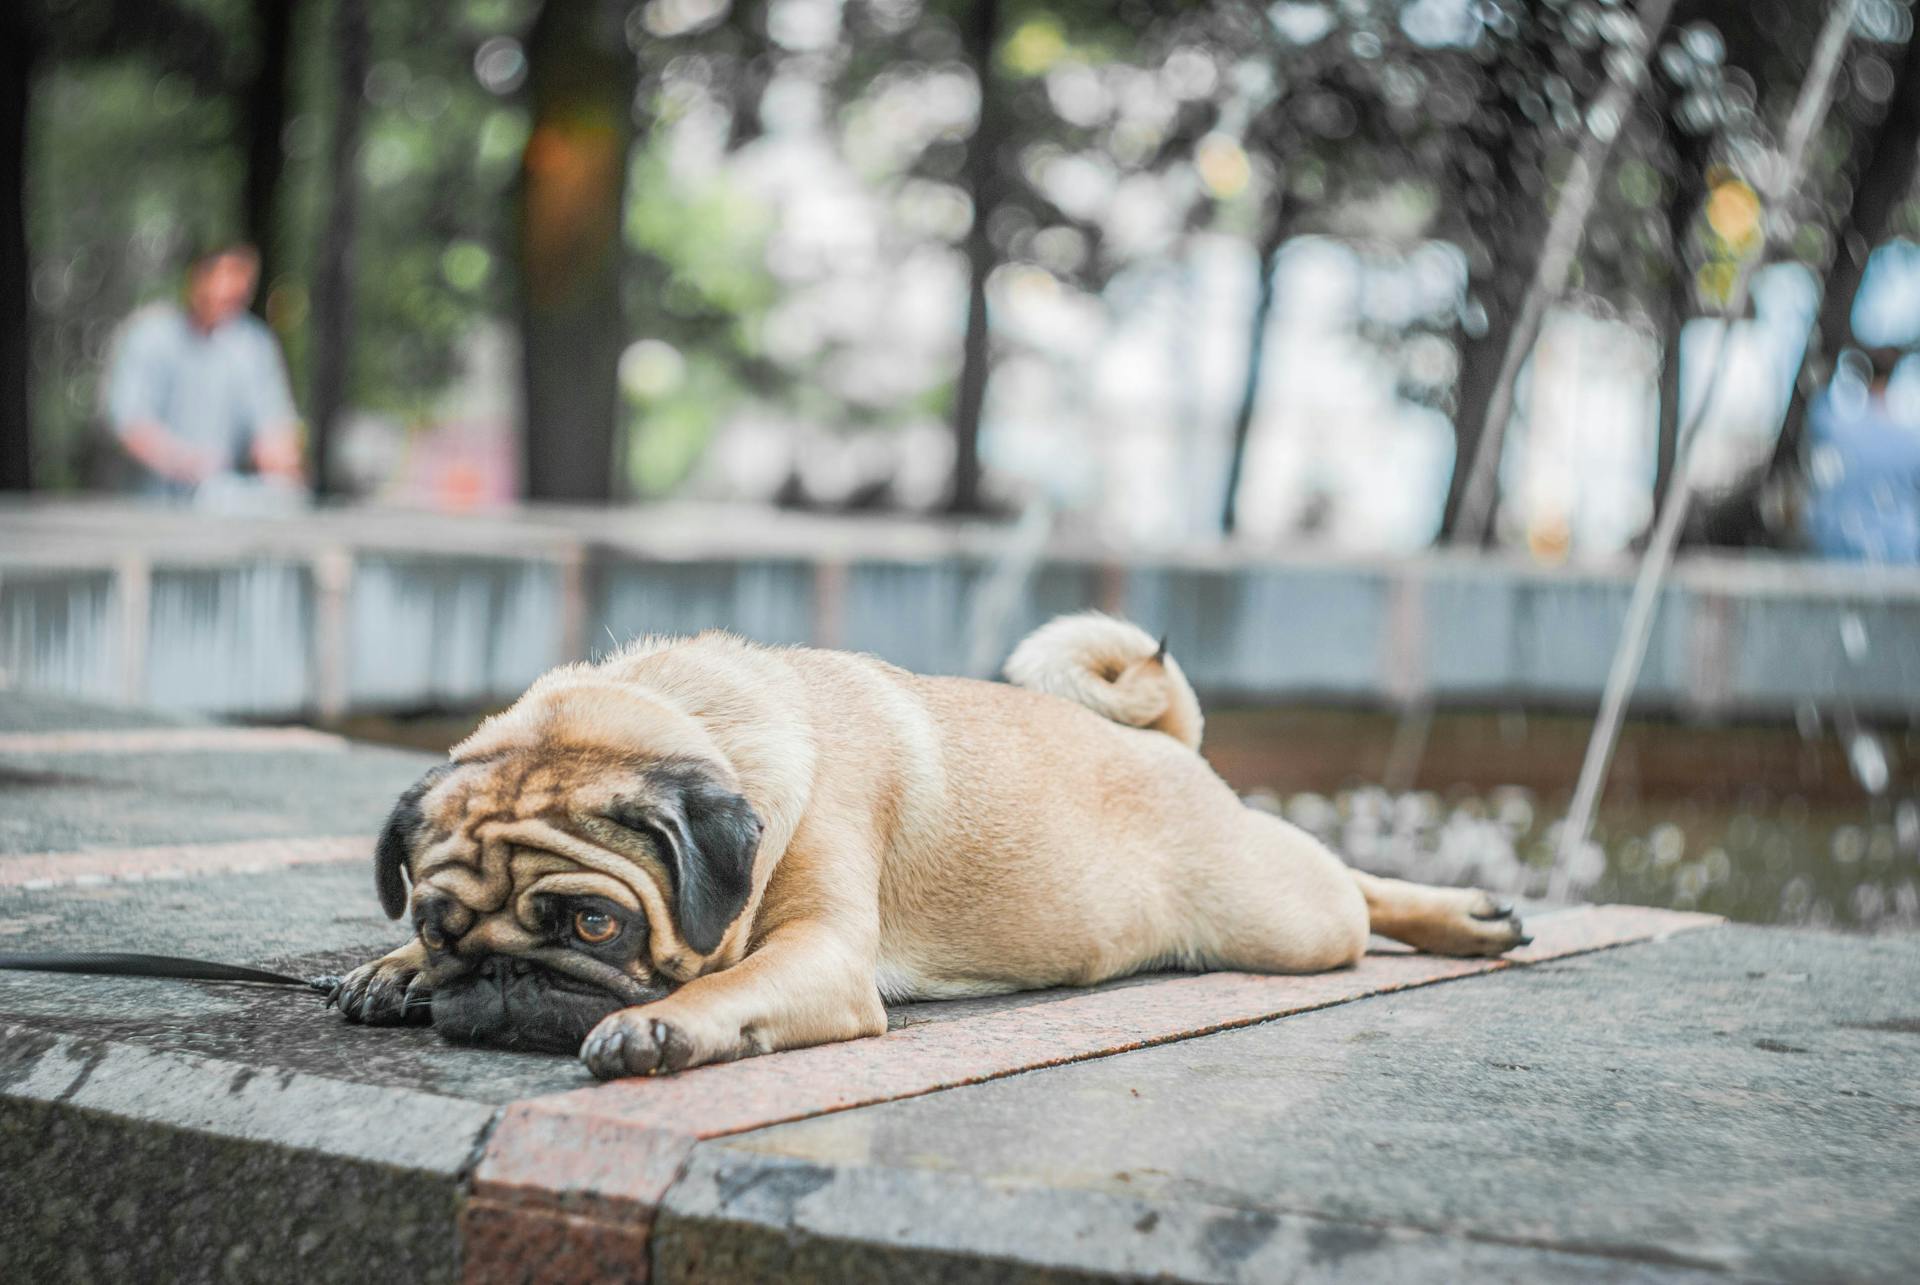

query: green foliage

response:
[23,0,1920,506]
[28,59,244,483]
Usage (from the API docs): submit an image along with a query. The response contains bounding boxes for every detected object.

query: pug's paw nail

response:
[1473,900,1516,921]
[652,1020,696,1074]
[401,981,434,1025]
[582,1022,631,1079]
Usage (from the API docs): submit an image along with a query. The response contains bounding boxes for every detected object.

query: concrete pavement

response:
[2,691,1914,1283]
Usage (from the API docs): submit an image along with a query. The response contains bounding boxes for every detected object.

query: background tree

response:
[950,0,1004,514]
[9,0,252,488]
[1220,0,1475,534]
[1432,0,1642,542]
[307,0,367,498]
[1,4,37,491]
[15,0,1919,549]
[242,0,299,316]
[516,0,638,503]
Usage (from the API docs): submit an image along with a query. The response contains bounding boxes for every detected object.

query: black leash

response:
[0,950,340,997]
[0,951,441,1022]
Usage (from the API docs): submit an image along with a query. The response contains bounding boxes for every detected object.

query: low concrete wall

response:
[2,502,1916,720]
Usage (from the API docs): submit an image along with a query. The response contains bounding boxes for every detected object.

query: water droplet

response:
[1894,801,1919,854]
[1868,828,1896,866]
[1780,875,1814,918]
[1849,883,1887,925]
[1286,792,1337,835]
[1794,700,1821,739]
[1243,789,1283,816]
[1839,612,1869,662]
[1703,848,1732,885]
[1833,825,1867,864]
[1651,823,1686,867]
[1586,100,1623,142]
[1564,839,1607,892]
[1845,732,1890,796]
[1674,861,1708,899]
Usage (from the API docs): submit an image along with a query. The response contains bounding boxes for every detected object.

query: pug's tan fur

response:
[339,614,1524,1077]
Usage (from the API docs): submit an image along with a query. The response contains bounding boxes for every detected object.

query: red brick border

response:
[461,904,1720,1283]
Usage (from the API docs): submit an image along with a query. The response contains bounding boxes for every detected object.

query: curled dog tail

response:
[1003,612,1203,751]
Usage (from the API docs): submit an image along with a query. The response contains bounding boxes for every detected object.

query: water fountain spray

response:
[1551,0,1861,902]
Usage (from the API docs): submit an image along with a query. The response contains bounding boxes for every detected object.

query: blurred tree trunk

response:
[0,11,35,491]
[1766,23,1920,484]
[242,0,297,315]
[307,0,368,498]
[1438,301,1517,543]
[1437,132,1539,545]
[516,0,634,504]
[949,0,1002,516]
[1652,121,1708,514]
[1220,210,1288,535]
[1652,281,1684,513]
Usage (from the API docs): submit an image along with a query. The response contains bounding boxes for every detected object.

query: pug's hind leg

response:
[334,939,434,1026]
[1350,870,1529,957]
[581,920,885,1079]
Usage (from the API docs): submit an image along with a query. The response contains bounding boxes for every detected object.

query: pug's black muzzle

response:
[431,956,632,1052]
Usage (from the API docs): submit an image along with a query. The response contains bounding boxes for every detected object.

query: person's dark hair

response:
[182,239,261,277]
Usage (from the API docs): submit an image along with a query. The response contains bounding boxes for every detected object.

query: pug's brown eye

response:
[419,923,446,951]
[573,909,619,945]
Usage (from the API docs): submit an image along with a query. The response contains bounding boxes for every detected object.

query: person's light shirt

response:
[104,302,297,496]
[1806,382,1920,564]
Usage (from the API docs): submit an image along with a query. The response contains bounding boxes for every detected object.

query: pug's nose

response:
[480,956,536,979]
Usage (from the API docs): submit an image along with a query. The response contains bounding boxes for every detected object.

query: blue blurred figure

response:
[1805,346,1920,564]
[103,241,305,503]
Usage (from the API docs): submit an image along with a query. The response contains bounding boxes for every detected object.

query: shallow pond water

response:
[1248,784,1920,933]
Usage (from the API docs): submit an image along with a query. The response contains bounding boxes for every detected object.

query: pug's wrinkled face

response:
[418,888,659,1052]
[375,746,763,1053]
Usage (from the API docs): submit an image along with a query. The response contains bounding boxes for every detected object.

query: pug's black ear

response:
[375,765,452,920]
[610,764,763,955]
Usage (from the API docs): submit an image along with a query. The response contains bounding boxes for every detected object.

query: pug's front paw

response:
[332,944,432,1026]
[581,1005,753,1079]
[581,1012,692,1079]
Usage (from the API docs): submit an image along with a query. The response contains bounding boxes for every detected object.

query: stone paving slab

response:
[0,736,425,857]
[0,863,594,1102]
[660,924,1920,1284]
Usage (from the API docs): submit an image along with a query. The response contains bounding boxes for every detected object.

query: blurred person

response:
[102,241,305,502]
[1805,346,1920,564]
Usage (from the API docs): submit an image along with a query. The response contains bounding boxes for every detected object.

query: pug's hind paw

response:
[334,955,433,1027]
[1424,890,1530,957]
